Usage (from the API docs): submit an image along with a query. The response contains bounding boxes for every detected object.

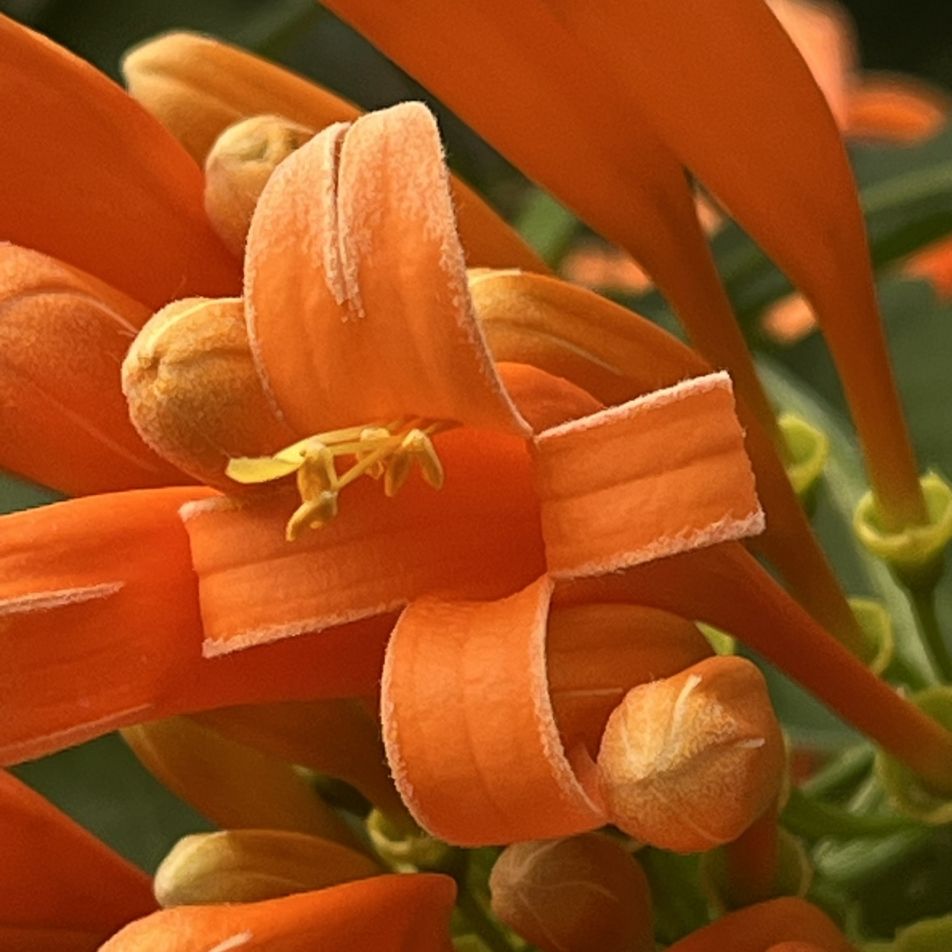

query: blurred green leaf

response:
[0,472,61,515]
[515,189,579,267]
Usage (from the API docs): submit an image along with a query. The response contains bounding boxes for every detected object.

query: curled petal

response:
[183,429,545,655]
[382,577,605,845]
[534,372,763,578]
[0,771,154,935]
[0,245,187,494]
[99,874,457,951]
[123,32,543,271]
[0,16,238,306]
[0,489,391,765]
[245,103,527,436]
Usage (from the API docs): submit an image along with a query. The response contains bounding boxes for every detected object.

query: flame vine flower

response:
[2,2,952,950]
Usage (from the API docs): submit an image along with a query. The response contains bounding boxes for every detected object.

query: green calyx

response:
[854,471,952,590]
[850,597,895,675]
[780,412,830,510]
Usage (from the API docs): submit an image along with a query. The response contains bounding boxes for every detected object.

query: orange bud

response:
[598,656,784,852]
[205,115,315,257]
[122,296,294,487]
[489,833,653,952]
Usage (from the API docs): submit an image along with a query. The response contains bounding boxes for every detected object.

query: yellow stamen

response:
[225,417,454,539]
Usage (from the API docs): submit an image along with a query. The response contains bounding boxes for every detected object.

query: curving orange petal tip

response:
[0,770,154,936]
[0,16,238,307]
[99,874,457,951]
[382,577,606,846]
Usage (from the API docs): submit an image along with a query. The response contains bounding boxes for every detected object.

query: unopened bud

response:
[122,297,294,488]
[598,656,784,853]
[154,829,380,907]
[205,114,315,257]
[490,834,654,952]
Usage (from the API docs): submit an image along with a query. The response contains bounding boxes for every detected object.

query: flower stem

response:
[454,882,514,952]
[909,586,952,683]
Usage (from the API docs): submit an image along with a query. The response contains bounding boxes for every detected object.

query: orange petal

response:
[0,770,154,935]
[0,927,105,952]
[245,103,527,437]
[0,488,391,765]
[99,874,456,951]
[846,74,950,143]
[184,428,545,654]
[0,16,238,307]
[534,372,763,578]
[496,361,603,432]
[666,897,854,952]
[906,235,952,298]
[768,0,857,129]
[123,32,544,271]
[474,270,864,655]
[560,542,952,795]
[549,0,924,524]
[382,577,606,845]
[547,603,712,756]
[323,0,781,440]
[0,245,189,494]
[122,717,359,846]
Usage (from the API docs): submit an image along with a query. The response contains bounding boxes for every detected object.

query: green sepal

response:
[780,412,830,512]
[877,686,952,824]
[697,622,736,656]
[366,808,456,872]
[854,471,952,589]
[850,597,896,675]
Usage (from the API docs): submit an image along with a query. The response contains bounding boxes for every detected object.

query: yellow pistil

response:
[226,418,451,540]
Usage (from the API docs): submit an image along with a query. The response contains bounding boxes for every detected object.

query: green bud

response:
[779,412,829,512]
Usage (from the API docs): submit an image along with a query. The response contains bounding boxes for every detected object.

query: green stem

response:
[909,586,952,683]
[801,745,874,801]
[455,886,514,952]
[783,788,920,840]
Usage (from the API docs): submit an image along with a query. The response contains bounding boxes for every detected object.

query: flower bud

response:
[154,829,381,907]
[122,296,294,488]
[489,833,653,952]
[598,656,784,853]
[205,115,314,256]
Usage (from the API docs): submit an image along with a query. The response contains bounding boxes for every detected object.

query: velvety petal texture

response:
[0,771,155,940]
[0,16,238,307]
[99,874,457,951]
[0,489,391,764]
[183,430,545,655]
[245,103,528,437]
[0,245,187,494]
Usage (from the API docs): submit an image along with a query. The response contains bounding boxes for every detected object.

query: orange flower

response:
[119,101,768,846]
[0,769,154,949]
